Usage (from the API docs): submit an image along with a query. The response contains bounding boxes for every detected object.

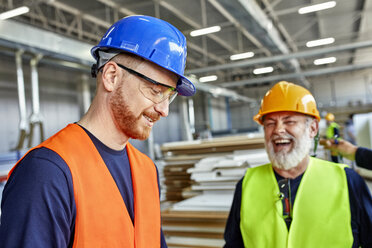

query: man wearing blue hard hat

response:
[0,15,195,247]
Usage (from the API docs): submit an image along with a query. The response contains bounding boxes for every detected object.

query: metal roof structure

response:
[0,0,371,90]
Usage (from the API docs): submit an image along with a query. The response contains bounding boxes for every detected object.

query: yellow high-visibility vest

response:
[326,122,340,139]
[240,157,353,248]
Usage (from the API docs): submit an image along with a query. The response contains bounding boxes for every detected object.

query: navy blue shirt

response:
[356,147,372,170]
[0,127,167,248]
[224,167,372,248]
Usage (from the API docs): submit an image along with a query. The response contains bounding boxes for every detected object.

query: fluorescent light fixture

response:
[253,66,274,75]
[0,6,30,20]
[313,57,337,65]
[230,52,255,61]
[306,37,335,47]
[210,88,223,94]
[298,1,336,14]
[190,26,221,37]
[199,75,218,83]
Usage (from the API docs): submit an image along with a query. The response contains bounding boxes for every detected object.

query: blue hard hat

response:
[91,15,196,97]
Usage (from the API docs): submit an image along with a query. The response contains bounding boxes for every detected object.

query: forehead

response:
[138,59,178,88]
[263,111,305,122]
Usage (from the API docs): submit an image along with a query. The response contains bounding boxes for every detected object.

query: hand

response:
[319,139,358,161]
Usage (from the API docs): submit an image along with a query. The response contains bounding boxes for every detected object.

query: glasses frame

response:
[115,62,178,103]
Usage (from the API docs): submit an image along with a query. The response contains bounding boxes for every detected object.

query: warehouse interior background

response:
[0,0,372,247]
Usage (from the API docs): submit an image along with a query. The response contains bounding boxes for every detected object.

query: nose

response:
[273,121,286,135]
[154,99,169,117]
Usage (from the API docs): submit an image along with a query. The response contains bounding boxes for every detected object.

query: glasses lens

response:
[139,81,177,104]
[168,91,178,103]
[115,63,178,104]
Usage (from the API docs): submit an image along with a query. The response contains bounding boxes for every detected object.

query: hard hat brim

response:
[177,76,196,96]
[254,110,321,125]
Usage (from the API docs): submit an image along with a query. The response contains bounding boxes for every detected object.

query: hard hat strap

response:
[97,50,120,70]
[91,50,121,78]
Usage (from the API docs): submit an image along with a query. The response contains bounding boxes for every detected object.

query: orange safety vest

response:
[9,124,161,248]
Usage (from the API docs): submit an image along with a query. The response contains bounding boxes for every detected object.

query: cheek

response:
[290,126,307,139]
[264,127,273,139]
[120,87,149,113]
[264,133,270,141]
[264,132,273,145]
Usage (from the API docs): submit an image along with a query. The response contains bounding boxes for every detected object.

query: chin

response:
[127,127,152,140]
[266,145,307,170]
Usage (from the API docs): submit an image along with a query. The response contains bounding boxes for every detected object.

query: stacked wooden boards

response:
[159,134,266,247]
[162,210,228,248]
[160,135,265,203]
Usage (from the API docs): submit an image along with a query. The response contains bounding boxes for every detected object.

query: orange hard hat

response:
[253,81,320,125]
[325,113,335,122]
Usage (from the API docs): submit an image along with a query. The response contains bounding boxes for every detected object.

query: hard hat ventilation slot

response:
[149,49,156,59]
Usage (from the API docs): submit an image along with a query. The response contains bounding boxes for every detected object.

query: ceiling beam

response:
[159,0,238,54]
[207,0,271,56]
[49,1,111,28]
[353,0,372,65]
[0,19,94,64]
[96,0,136,17]
[187,40,372,74]
[220,62,372,87]
[261,0,309,87]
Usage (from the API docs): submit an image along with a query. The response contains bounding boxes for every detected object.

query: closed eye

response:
[150,87,162,95]
[284,120,297,125]
[264,122,275,128]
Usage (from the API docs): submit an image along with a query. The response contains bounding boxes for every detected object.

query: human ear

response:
[309,119,319,138]
[101,61,119,92]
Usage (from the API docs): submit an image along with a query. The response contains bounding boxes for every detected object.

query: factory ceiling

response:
[0,0,371,90]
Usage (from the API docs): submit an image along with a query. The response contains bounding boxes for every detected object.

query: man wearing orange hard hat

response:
[224,81,372,248]
[324,112,341,162]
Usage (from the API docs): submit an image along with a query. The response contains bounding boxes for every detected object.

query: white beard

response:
[265,127,312,170]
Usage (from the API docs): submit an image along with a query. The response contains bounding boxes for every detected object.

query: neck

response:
[78,97,129,151]
[272,155,310,179]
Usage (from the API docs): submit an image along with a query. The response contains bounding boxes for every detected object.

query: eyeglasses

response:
[115,62,178,104]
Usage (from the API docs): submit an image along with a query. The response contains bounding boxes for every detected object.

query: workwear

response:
[91,15,195,97]
[240,157,353,248]
[254,81,320,125]
[326,122,340,139]
[9,124,161,248]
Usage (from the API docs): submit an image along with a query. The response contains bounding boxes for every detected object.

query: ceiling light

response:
[306,37,335,47]
[210,88,223,94]
[253,66,273,75]
[230,52,255,61]
[298,1,336,14]
[313,57,336,65]
[0,6,30,20]
[199,75,218,83]
[190,26,221,37]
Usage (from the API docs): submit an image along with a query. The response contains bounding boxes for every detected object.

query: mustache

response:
[270,133,296,141]
[142,111,160,122]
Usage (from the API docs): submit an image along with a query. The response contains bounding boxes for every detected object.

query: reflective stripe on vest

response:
[240,157,353,248]
[9,124,160,248]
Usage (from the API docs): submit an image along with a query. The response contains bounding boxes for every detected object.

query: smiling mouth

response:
[144,114,154,123]
[273,138,292,150]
